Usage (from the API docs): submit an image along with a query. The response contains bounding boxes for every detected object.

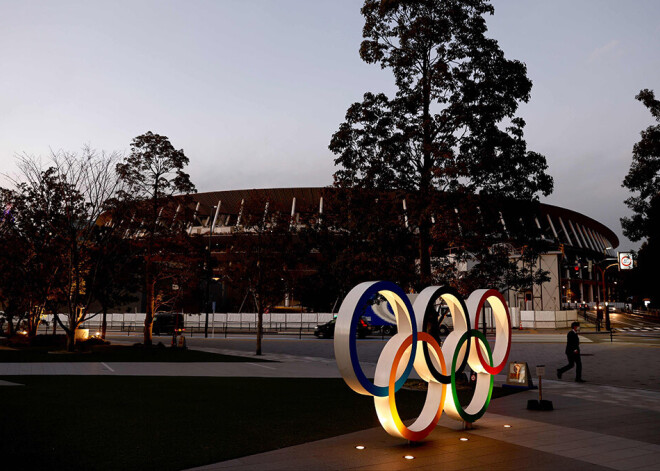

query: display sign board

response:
[504,361,534,389]
[508,362,527,384]
[618,252,633,270]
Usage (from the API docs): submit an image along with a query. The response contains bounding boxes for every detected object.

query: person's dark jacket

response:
[565,330,580,355]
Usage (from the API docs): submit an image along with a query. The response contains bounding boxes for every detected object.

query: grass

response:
[0,344,271,363]
[0,375,519,471]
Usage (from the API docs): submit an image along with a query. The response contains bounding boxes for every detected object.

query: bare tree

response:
[1,146,126,350]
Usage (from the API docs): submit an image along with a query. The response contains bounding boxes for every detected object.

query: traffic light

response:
[571,258,583,277]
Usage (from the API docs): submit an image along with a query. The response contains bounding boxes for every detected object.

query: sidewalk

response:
[188,377,660,471]
[187,344,660,471]
[188,386,660,471]
[2,337,660,470]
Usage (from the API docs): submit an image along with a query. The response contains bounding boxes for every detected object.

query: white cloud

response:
[588,39,623,63]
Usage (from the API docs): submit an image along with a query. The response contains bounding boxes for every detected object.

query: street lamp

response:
[205,205,216,338]
[595,261,618,331]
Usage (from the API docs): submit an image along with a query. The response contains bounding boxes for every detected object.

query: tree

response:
[116,132,196,347]
[307,189,418,297]
[0,186,64,337]
[330,0,553,287]
[49,150,128,350]
[621,89,660,306]
[0,148,126,350]
[90,225,140,340]
[622,89,660,242]
[222,197,306,355]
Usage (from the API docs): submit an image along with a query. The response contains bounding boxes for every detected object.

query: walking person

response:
[557,321,585,382]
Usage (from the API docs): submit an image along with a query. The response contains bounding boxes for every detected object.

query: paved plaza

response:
[2,330,660,470]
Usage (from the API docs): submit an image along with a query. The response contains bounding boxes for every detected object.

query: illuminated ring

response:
[335,282,511,441]
[466,289,511,375]
[414,286,471,384]
[334,281,417,396]
[444,329,494,423]
[374,332,447,441]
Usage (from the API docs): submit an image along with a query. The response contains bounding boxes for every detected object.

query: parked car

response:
[378,306,453,336]
[153,313,185,336]
[437,308,453,335]
[314,317,371,339]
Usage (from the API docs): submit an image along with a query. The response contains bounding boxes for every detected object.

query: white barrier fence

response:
[37,306,579,333]
[41,312,337,333]
[520,309,578,329]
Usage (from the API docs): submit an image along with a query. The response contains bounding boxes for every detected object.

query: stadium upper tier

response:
[184,187,618,257]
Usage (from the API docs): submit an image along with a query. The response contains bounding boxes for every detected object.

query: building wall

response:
[533,253,561,311]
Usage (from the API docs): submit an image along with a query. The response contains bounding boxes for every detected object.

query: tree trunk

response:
[26,309,38,338]
[144,298,154,347]
[144,259,154,347]
[66,329,76,352]
[7,316,15,337]
[418,55,433,287]
[101,307,108,340]
[418,220,432,286]
[29,311,42,338]
[256,298,263,356]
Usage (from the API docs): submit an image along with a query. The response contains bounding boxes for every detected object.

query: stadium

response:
[184,187,619,328]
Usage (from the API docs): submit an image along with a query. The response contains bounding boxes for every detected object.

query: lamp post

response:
[205,205,216,338]
[595,261,618,331]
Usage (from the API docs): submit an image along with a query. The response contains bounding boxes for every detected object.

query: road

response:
[609,310,660,336]
[108,329,660,391]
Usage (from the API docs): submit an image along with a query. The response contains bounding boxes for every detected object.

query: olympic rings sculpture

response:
[334,281,511,441]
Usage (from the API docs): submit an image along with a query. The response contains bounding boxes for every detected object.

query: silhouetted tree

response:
[621,89,660,306]
[0,148,125,350]
[116,132,196,347]
[330,0,553,287]
[0,186,64,337]
[311,189,417,294]
[222,198,306,355]
[90,225,140,339]
[622,89,660,243]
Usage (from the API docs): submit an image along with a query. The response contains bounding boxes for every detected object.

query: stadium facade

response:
[185,187,619,325]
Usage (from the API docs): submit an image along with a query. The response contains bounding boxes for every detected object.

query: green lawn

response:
[0,345,270,363]
[0,376,518,471]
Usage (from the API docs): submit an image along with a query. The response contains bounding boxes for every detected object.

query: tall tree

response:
[330,0,552,287]
[116,132,196,347]
[622,89,660,243]
[621,89,660,306]
[222,197,306,355]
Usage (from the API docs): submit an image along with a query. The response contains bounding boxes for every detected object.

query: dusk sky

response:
[2,0,659,250]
